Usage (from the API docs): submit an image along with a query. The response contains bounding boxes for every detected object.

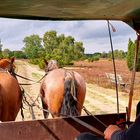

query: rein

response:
[22,90,40,120]
[73,95,107,129]
[14,72,48,85]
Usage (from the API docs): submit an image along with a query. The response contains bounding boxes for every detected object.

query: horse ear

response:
[11,57,15,64]
[44,59,48,66]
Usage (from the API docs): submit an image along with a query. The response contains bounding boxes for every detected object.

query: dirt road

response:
[15,60,139,121]
[16,60,44,121]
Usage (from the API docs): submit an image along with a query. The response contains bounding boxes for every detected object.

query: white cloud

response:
[0,18,137,53]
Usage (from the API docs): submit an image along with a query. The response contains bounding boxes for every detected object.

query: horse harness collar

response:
[0,67,14,76]
[0,68,8,72]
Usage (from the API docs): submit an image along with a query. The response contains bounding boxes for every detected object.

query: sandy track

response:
[16,60,44,121]
[15,60,139,122]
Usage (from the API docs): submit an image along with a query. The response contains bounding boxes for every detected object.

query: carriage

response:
[0,0,140,140]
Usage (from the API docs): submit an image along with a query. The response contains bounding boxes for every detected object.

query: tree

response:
[43,31,58,58]
[74,42,85,59]
[2,48,11,58]
[23,30,85,66]
[55,36,84,65]
[126,39,135,70]
[61,36,75,63]
[13,51,27,58]
[107,49,126,59]
[136,40,140,71]
[43,31,85,65]
[23,34,43,59]
[101,51,108,58]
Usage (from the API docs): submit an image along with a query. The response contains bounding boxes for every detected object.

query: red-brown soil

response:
[70,59,140,96]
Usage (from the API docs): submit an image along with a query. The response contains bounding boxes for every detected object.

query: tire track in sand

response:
[16,60,44,121]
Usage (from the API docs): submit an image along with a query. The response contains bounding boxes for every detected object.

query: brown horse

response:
[0,57,22,121]
[40,60,86,118]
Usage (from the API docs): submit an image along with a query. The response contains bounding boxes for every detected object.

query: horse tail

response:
[60,78,79,116]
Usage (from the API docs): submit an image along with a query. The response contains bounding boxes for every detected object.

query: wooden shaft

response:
[127,34,140,121]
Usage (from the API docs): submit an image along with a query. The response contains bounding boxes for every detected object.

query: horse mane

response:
[44,59,59,72]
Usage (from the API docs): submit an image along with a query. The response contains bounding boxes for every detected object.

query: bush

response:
[29,59,39,64]
[88,56,100,62]
[38,58,45,69]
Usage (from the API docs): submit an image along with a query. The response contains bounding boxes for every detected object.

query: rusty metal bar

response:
[0,113,126,140]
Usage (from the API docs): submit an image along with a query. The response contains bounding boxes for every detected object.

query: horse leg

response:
[20,102,24,120]
[0,94,2,121]
[20,87,24,120]
[41,99,49,119]
[40,88,49,118]
[136,101,140,117]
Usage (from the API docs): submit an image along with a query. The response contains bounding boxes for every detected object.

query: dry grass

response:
[72,59,140,98]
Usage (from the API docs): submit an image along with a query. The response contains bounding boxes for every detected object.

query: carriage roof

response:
[0,1,140,139]
[0,0,140,32]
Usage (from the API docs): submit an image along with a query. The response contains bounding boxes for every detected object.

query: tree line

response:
[22,30,85,68]
[0,31,140,71]
[127,39,140,71]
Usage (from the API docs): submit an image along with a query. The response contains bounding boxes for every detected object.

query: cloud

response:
[0,18,137,53]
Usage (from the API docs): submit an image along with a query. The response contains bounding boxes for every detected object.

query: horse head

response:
[44,59,59,72]
[0,57,16,74]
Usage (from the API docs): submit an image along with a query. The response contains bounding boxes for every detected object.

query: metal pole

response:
[107,20,120,115]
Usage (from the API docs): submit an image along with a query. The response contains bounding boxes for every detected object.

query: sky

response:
[0,18,137,54]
